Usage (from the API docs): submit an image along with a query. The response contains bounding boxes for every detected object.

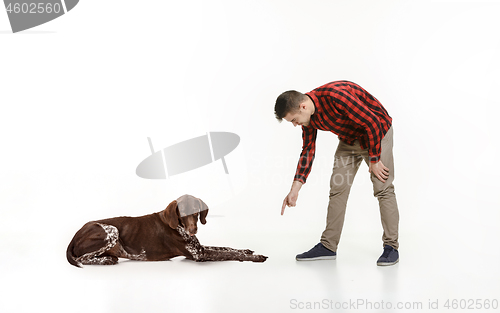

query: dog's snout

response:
[187,226,197,236]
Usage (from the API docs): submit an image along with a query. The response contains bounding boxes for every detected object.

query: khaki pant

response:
[320,127,399,251]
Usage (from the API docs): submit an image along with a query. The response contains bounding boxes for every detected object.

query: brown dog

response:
[66,195,267,267]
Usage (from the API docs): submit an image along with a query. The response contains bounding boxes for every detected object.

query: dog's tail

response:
[66,237,82,268]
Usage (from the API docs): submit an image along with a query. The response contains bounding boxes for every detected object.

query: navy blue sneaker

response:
[377,245,399,266]
[296,243,337,261]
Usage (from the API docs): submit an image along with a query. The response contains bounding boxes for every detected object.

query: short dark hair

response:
[274,90,307,122]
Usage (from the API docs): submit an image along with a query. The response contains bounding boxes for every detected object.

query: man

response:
[274,80,399,266]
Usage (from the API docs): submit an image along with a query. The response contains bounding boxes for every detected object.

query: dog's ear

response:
[161,200,179,229]
[200,207,208,225]
[197,198,209,225]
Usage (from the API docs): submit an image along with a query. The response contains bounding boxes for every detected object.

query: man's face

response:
[283,106,311,127]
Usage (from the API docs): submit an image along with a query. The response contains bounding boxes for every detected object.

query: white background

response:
[1,0,499,312]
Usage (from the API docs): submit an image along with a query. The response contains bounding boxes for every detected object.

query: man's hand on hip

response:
[369,160,389,183]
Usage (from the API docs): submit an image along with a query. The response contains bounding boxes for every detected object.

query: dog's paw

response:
[99,256,119,265]
[252,254,268,263]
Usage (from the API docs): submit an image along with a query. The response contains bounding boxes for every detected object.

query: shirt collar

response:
[306,92,319,109]
[306,92,321,127]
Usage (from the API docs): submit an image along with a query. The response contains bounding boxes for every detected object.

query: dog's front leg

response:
[176,226,207,261]
[176,226,266,262]
[200,246,267,262]
[203,246,254,255]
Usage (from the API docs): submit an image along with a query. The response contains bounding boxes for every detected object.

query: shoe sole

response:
[296,255,337,261]
[377,258,399,266]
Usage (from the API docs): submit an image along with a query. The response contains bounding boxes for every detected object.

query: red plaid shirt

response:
[294,81,392,184]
